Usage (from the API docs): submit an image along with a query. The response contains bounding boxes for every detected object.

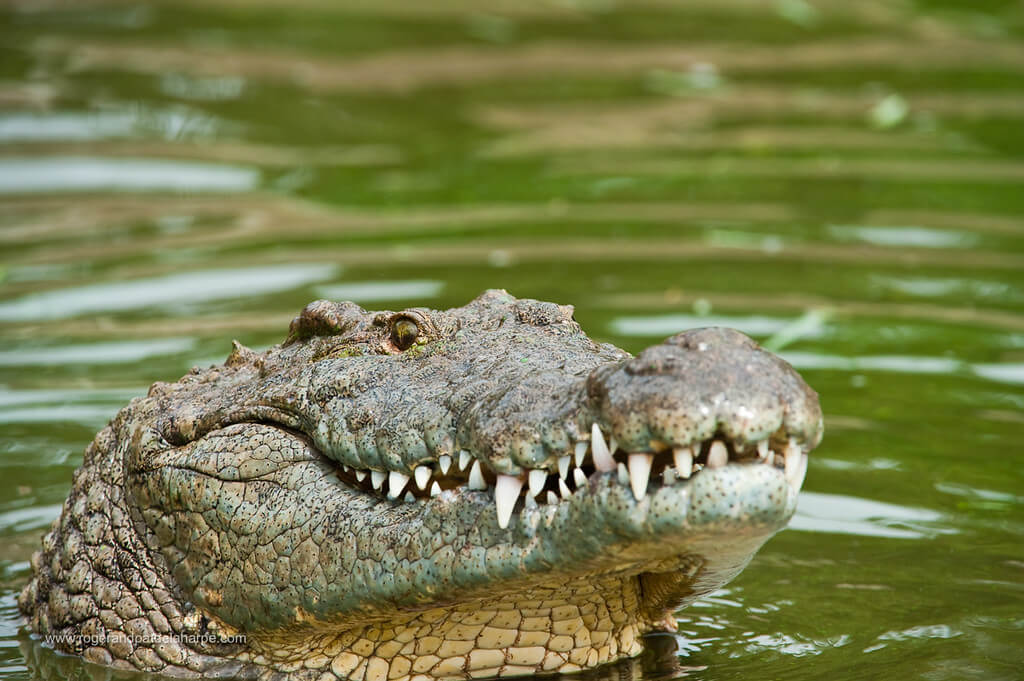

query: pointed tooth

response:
[429,481,442,497]
[558,478,572,498]
[558,455,571,480]
[609,436,618,455]
[413,465,431,490]
[791,453,809,491]
[494,475,523,529]
[573,467,587,488]
[528,469,547,498]
[707,441,728,469]
[591,423,615,472]
[342,464,350,473]
[574,441,589,467]
[371,470,386,490]
[355,469,367,482]
[404,491,415,503]
[627,453,653,501]
[546,491,559,505]
[757,440,770,460]
[458,450,472,471]
[439,454,452,474]
[468,460,487,490]
[673,447,693,479]
[663,467,676,485]
[617,462,629,486]
[784,439,802,484]
[524,493,537,509]
[388,471,410,499]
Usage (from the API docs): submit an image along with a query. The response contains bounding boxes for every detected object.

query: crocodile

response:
[19,290,822,681]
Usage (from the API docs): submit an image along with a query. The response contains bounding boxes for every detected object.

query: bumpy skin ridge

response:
[19,419,248,677]
[19,290,822,680]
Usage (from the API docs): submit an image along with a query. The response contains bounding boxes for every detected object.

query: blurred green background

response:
[1,0,1022,679]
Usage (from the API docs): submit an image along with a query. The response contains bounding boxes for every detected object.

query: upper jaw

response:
[319,326,821,531]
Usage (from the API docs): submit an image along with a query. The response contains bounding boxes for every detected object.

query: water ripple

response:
[792,491,953,539]
[0,264,339,322]
[315,280,444,303]
[0,338,195,366]
[0,157,259,194]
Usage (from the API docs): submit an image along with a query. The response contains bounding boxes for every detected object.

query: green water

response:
[1,1,1023,679]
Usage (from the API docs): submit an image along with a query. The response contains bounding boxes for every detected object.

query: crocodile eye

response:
[391,317,419,351]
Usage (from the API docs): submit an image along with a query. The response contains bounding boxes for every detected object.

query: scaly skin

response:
[19,290,822,680]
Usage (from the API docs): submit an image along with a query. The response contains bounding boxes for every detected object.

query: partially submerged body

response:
[20,290,822,680]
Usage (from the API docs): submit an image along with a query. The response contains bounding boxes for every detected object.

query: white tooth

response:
[494,475,523,529]
[438,454,452,474]
[430,481,442,497]
[342,464,350,472]
[591,423,615,472]
[707,441,728,469]
[558,478,572,498]
[404,491,415,503]
[573,467,587,488]
[528,469,547,498]
[663,467,676,485]
[627,453,653,501]
[784,439,802,484]
[468,460,487,490]
[524,493,537,509]
[673,447,693,478]
[617,462,629,486]
[757,440,770,460]
[546,491,559,505]
[371,470,386,490]
[609,436,618,454]
[792,453,809,491]
[414,465,431,490]
[355,469,367,482]
[458,450,472,471]
[558,455,571,480]
[388,471,410,499]
[574,441,589,467]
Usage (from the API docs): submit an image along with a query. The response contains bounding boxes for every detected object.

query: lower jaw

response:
[242,573,657,681]
[232,465,799,679]
[232,498,790,681]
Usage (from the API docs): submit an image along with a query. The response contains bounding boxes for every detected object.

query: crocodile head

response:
[20,290,822,680]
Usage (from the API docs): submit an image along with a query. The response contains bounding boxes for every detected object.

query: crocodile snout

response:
[587,327,823,452]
